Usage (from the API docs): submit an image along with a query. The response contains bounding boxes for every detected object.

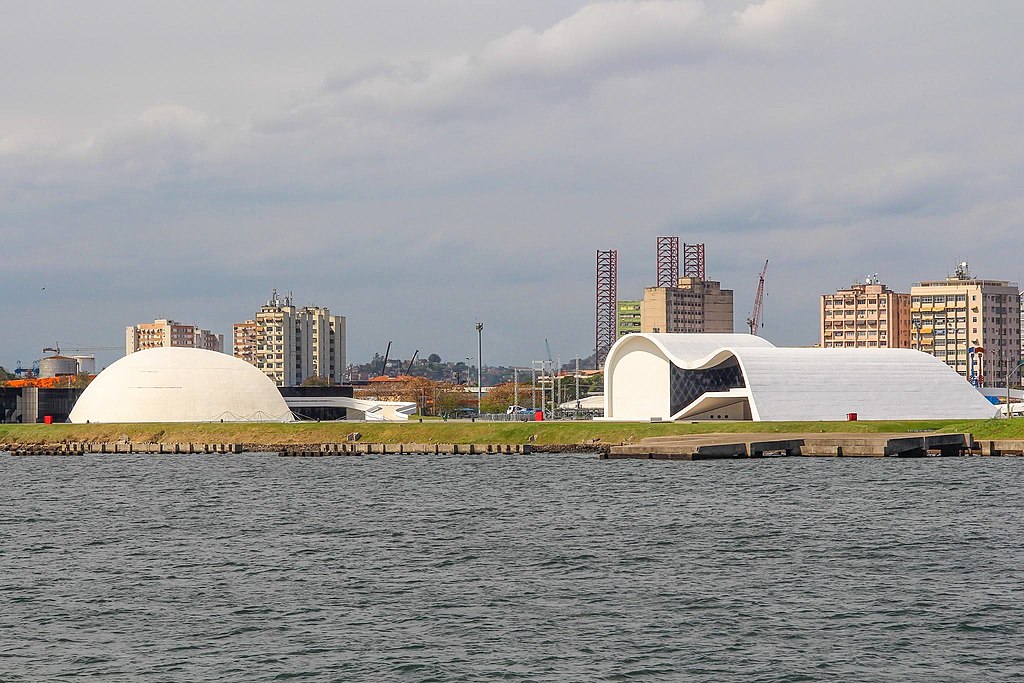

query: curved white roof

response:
[69,348,294,423]
[605,333,998,421]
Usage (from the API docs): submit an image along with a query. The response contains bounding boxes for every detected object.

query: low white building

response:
[603,333,998,422]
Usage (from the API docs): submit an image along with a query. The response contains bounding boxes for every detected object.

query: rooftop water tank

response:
[72,355,96,375]
[38,355,79,378]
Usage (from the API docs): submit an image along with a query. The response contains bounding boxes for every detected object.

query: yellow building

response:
[126,319,224,354]
[910,264,1021,387]
[641,277,733,334]
[820,280,911,349]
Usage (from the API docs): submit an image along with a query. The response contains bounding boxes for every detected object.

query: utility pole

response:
[513,367,519,407]
[476,322,483,415]
[575,356,580,404]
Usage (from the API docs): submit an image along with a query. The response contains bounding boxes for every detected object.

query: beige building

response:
[820,280,911,349]
[910,264,1021,387]
[641,277,733,334]
[234,290,346,386]
[126,319,224,355]
[232,320,259,367]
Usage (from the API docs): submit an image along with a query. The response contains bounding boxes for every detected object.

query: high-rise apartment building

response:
[641,277,733,334]
[820,280,911,348]
[910,264,1020,387]
[617,301,642,337]
[126,319,224,354]
[234,290,346,386]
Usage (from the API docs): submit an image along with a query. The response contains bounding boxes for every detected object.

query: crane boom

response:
[746,260,769,336]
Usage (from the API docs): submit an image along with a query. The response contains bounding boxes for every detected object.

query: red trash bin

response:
[43,415,53,425]
[534,410,544,421]
[847,412,858,421]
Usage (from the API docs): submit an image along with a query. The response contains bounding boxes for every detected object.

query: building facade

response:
[603,333,997,421]
[910,265,1021,387]
[234,290,346,386]
[641,277,733,334]
[126,319,224,355]
[232,321,259,367]
[820,280,911,348]
[617,301,642,337]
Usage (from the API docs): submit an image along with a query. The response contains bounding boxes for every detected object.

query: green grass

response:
[2,418,1023,446]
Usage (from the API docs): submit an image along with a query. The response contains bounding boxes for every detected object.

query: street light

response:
[476,322,483,415]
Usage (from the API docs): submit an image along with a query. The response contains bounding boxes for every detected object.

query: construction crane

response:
[746,260,769,336]
[45,343,121,355]
[405,350,419,375]
[380,341,392,376]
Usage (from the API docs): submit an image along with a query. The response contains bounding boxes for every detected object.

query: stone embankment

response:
[4,435,1024,459]
[1,441,544,457]
[604,433,1024,460]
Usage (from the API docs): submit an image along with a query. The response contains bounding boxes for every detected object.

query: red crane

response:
[746,260,769,336]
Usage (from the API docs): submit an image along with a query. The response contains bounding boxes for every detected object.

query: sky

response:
[2,0,1023,371]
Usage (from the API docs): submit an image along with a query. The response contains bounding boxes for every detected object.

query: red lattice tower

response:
[656,236,679,288]
[683,243,706,280]
[595,249,618,370]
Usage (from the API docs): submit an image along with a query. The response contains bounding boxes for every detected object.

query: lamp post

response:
[476,322,483,415]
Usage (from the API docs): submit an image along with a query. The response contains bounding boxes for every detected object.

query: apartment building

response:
[126,319,224,354]
[820,280,911,348]
[910,264,1021,387]
[234,290,346,386]
[641,277,733,334]
[617,301,642,337]
[232,320,259,367]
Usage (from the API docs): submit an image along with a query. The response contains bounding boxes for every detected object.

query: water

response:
[1,453,1023,682]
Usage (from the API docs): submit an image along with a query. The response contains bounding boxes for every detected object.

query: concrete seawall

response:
[4,434,1024,459]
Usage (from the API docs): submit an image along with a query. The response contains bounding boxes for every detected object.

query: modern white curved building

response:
[604,333,998,421]
[69,347,294,423]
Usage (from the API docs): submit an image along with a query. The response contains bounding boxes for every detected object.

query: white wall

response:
[608,340,670,420]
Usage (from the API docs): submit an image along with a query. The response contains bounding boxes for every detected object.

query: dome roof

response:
[69,348,293,423]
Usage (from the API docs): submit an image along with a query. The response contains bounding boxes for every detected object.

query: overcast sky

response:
[2,0,1022,370]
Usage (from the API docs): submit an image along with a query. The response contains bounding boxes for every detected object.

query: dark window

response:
[670,357,746,416]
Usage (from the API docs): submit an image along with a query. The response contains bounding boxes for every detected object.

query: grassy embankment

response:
[2,418,1023,446]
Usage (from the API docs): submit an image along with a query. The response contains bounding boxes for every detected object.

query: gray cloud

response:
[2,0,1023,369]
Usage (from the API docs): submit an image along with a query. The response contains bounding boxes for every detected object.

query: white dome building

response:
[69,347,294,423]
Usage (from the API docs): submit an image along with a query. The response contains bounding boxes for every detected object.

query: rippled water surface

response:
[1,453,1023,681]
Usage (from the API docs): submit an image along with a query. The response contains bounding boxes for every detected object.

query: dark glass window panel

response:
[670,358,746,416]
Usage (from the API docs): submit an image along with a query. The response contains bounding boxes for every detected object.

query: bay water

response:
[1,453,1022,681]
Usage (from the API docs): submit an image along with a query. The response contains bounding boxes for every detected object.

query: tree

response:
[427,353,442,363]
[481,382,520,413]
[301,375,331,387]
[70,373,93,389]
[0,366,14,383]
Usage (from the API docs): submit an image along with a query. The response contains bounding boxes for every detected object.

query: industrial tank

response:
[72,355,96,375]
[38,355,79,378]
